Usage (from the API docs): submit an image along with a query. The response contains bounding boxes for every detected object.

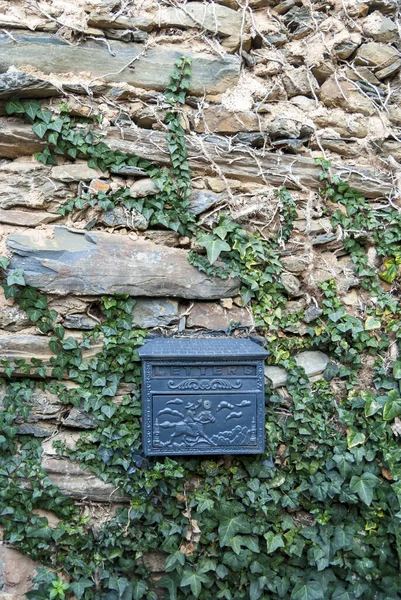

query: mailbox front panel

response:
[142,360,265,456]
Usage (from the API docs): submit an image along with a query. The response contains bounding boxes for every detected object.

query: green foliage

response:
[6,57,195,237]
[2,73,401,600]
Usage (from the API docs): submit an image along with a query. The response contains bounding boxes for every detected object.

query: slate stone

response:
[186,302,254,330]
[190,190,222,215]
[7,227,239,299]
[50,164,104,182]
[281,273,302,297]
[0,305,30,331]
[265,351,329,388]
[0,71,60,99]
[0,32,240,95]
[157,3,242,38]
[303,305,323,323]
[0,333,102,377]
[18,423,57,437]
[62,407,95,429]
[100,206,149,231]
[63,314,98,330]
[0,162,68,209]
[0,208,60,227]
[41,452,129,502]
[131,298,179,328]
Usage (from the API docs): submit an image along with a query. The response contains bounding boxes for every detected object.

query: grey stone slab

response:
[62,407,96,429]
[7,227,239,299]
[131,298,179,328]
[190,190,222,215]
[0,32,240,95]
[265,350,329,388]
[0,71,60,99]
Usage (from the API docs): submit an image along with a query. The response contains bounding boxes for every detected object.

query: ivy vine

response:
[1,59,401,600]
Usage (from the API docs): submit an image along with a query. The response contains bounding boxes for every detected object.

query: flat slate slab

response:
[7,227,239,299]
[0,32,240,95]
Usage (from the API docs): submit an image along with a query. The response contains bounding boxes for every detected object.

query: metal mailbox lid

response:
[138,337,269,360]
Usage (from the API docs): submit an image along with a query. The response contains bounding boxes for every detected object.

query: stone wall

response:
[0,0,400,596]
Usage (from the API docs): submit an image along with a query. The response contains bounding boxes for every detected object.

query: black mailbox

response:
[138,338,268,456]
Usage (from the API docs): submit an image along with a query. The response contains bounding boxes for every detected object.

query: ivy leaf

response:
[383,390,401,421]
[158,575,178,600]
[61,337,78,350]
[180,571,210,598]
[7,269,26,286]
[48,118,64,133]
[98,447,114,463]
[349,473,379,506]
[290,581,324,600]
[198,234,231,265]
[347,428,365,448]
[32,121,49,139]
[249,580,263,600]
[0,256,9,270]
[165,550,185,572]
[364,316,381,330]
[36,109,53,123]
[132,580,147,600]
[6,99,25,114]
[218,514,251,547]
[265,531,284,554]
[332,589,351,600]
[69,579,94,600]
[392,361,401,380]
[26,308,43,322]
[24,100,41,120]
[196,498,214,513]
[101,404,117,418]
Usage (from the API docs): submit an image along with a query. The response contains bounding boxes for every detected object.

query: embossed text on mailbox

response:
[138,338,268,456]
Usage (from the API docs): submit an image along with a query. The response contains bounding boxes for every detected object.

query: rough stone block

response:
[265,351,329,388]
[7,227,240,299]
[131,298,179,328]
[0,333,102,377]
[0,32,240,95]
[0,547,38,597]
[186,302,254,330]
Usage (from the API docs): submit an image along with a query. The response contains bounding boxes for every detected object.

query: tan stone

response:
[156,3,242,38]
[355,42,401,80]
[282,67,319,99]
[281,255,309,273]
[129,178,160,198]
[140,552,167,573]
[0,304,30,331]
[31,509,61,528]
[313,109,368,138]
[40,433,130,502]
[382,140,401,161]
[319,76,375,116]
[389,106,401,127]
[206,178,227,193]
[89,178,110,194]
[193,106,260,133]
[0,547,38,596]
[50,163,105,182]
[309,252,341,284]
[0,208,60,227]
[362,11,398,43]
[186,302,254,330]
[220,298,233,309]
[0,334,102,377]
[342,290,360,306]
[0,162,68,210]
